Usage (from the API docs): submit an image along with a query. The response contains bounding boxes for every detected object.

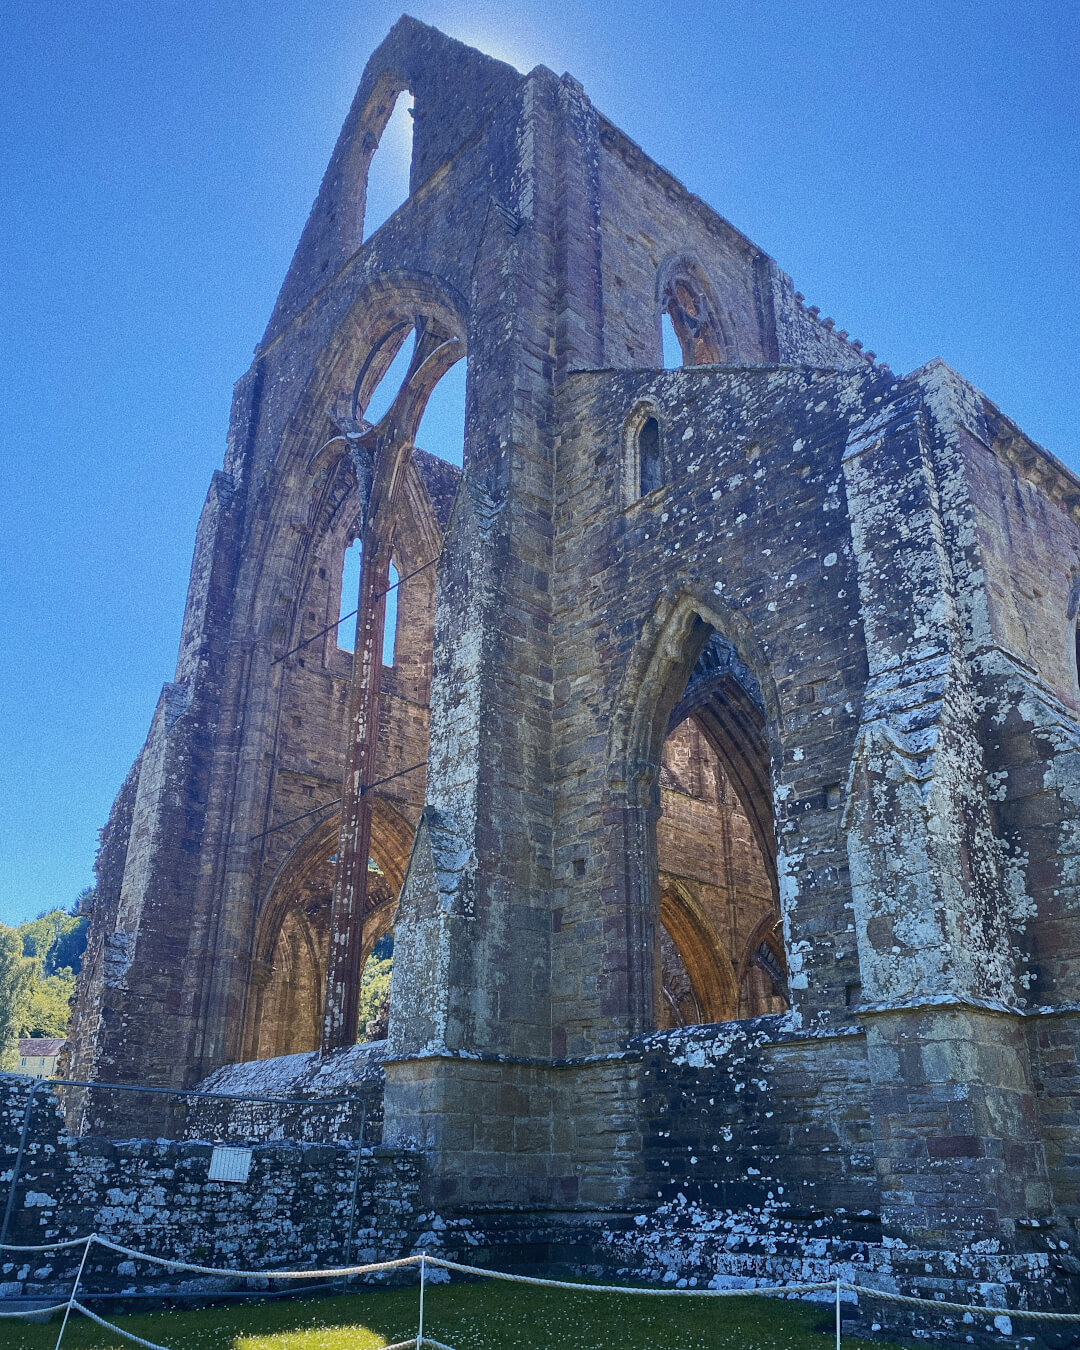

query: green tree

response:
[0,902,90,1067]
[23,966,76,1039]
[0,925,35,1071]
[357,953,392,1042]
[19,907,89,976]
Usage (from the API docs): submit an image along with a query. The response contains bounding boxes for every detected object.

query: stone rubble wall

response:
[0,1074,420,1302]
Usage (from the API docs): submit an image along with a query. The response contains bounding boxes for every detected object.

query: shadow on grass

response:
[6,1280,914,1350]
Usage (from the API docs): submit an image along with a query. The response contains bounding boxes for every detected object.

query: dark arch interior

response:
[654,632,788,1028]
[639,416,662,495]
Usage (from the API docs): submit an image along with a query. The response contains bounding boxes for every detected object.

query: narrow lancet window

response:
[383,561,399,666]
[639,416,663,495]
[1074,621,1080,691]
[337,539,362,652]
[363,93,414,240]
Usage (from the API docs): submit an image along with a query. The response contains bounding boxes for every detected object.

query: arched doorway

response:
[613,601,788,1033]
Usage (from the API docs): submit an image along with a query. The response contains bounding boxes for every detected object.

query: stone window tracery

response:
[656,258,734,366]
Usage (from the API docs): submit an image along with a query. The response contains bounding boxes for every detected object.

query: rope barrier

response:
[837,1281,1080,1323]
[0,1235,95,1251]
[0,1301,71,1318]
[53,1233,92,1350]
[91,1234,422,1280]
[426,1256,831,1299]
[69,1300,171,1350]
[5,1234,1080,1332]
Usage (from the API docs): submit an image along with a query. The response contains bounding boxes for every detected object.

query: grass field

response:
[5,1280,914,1350]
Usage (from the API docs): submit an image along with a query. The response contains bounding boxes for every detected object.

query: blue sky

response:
[1,1,1077,926]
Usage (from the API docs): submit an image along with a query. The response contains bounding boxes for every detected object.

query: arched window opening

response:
[254,905,325,1058]
[337,537,363,652]
[639,416,663,495]
[358,927,393,1043]
[652,635,787,1030]
[737,920,788,1019]
[661,311,682,370]
[659,264,729,367]
[363,327,415,427]
[353,325,466,467]
[622,403,664,504]
[383,561,400,666]
[363,93,414,240]
[243,805,409,1060]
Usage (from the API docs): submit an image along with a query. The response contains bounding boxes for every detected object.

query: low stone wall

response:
[0,1073,419,1302]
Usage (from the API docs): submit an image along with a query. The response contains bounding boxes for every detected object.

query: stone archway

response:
[610,593,787,1032]
[241,797,414,1060]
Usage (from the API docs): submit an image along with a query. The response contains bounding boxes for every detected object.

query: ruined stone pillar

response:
[843,389,1052,1244]
[381,66,608,1207]
[321,528,390,1049]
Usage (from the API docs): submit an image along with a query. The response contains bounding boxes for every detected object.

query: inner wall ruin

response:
[12,13,1080,1312]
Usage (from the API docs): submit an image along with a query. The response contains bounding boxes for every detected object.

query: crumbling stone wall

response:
[1,1074,419,1301]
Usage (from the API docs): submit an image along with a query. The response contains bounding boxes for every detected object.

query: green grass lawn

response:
[5,1279,914,1350]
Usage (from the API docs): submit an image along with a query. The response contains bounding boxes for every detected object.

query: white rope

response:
[417,1250,425,1350]
[0,1235,96,1251]
[0,1301,71,1318]
[838,1281,1080,1323]
[4,1234,1080,1325]
[53,1233,92,1350]
[92,1235,423,1281]
[426,1255,830,1298]
[70,1300,171,1350]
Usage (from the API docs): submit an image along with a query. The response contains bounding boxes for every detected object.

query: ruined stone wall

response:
[1028,1012,1080,1235]
[593,121,874,374]
[595,124,770,366]
[552,362,883,1051]
[963,428,1080,706]
[67,19,529,1099]
[0,1074,420,1301]
[65,19,1080,1282]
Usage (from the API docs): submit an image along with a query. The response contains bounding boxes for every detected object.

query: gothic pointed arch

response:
[658,877,738,1023]
[656,254,737,365]
[611,588,784,1030]
[610,589,781,803]
[240,795,415,1060]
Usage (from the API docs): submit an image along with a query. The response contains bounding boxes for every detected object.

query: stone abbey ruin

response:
[11,12,1080,1319]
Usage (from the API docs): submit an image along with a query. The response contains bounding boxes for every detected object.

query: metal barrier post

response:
[54,1233,93,1350]
[1,1081,38,1246]
[417,1251,426,1349]
[835,1274,841,1349]
[344,1105,368,1284]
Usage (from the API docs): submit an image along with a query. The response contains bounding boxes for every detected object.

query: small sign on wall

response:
[208,1146,252,1183]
